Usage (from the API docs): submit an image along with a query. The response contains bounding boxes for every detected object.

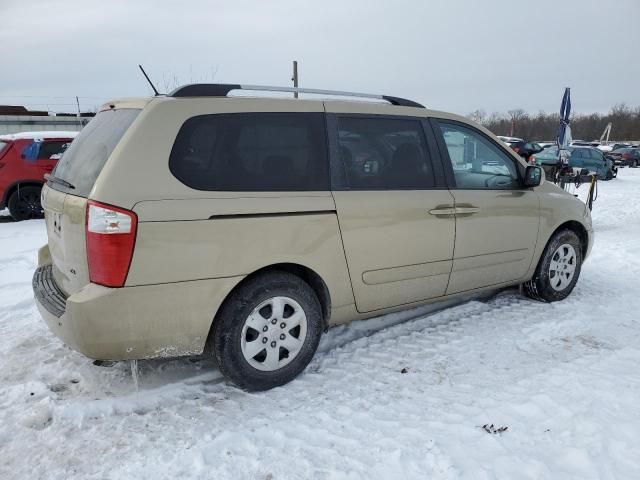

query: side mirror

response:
[524,165,542,187]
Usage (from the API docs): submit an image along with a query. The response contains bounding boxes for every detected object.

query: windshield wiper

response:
[44,173,75,190]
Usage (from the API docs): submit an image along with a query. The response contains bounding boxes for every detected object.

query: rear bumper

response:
[615,159,633,167]
[33,244,243,361]
[33,265,67,317]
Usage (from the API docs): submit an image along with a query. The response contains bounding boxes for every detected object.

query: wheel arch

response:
[2,180,44,207]
[550,220,589,258]
[213,262,332,331]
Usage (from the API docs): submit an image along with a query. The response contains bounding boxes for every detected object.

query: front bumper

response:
[585,226,594,260]
[33,245,243,361]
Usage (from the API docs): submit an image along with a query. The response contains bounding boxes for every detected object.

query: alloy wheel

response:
[240,296,307,371]
[548,243,577,291]
[15,190,43,219]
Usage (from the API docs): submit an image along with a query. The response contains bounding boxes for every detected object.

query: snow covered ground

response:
[1,171,640,480]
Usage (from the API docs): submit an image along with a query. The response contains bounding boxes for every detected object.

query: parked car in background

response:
[497,135,523,144]
[535,146,616,180]
[33,84,592,391]
[0,131,77,220]
[495,136,543,160]
[571,140,600,147]
[505,140,544,161]
[607,148,640,168]
[608,143,632,151]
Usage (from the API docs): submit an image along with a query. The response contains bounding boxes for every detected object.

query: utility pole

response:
[291,60,299,98]
[75,96,82,129]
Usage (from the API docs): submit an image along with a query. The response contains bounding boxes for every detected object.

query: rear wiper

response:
[44,173,75,190]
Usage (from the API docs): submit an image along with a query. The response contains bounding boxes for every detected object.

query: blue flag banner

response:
[557,87,571,147]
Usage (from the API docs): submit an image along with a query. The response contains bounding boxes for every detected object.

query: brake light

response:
[622,153,631,159]
[529,155,536,164]
[513,147,520,153]
[86,200,137,287]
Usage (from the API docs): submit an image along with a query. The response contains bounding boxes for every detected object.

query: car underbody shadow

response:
[98,287,505,396]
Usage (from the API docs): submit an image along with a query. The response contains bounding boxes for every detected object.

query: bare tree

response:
[161,66,219,93]
[467,109,487,125]
[506,108,527,136]
[480,106,640,142]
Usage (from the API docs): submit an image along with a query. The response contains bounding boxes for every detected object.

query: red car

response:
[0,131,77,220]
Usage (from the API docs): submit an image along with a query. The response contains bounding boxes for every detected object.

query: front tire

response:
[524,229,583,302]
[210,271,323,391]
[8,185,43,221]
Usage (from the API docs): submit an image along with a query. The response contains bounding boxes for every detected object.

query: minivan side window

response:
[437,121,520,190]
[169,113,328,191]
[335,117,435,190]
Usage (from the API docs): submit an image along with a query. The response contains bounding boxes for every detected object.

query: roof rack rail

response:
[168,83,425,108]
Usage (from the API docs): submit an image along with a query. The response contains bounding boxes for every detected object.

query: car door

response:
[431,119,540,294]
[589,149,607,176]
[569,149,586,171]
[327,110,455,313]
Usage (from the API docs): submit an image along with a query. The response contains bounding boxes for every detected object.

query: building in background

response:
[0,105,94,135]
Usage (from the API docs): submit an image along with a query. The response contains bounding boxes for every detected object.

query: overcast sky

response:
[1,0,638,115]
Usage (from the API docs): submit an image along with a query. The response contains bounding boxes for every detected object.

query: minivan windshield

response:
[51,108,140,196]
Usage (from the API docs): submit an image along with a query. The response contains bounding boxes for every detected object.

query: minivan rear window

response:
[51,108,140,196]
[169,113,329,191]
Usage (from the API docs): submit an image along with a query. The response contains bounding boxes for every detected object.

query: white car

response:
[497,135,524,145]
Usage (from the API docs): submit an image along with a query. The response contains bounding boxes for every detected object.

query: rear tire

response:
[633,160,638,168]
[524,229,582,302]
[8,186,43,221]
[210,271,323,391]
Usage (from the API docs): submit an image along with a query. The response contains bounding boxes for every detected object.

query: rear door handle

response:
[454,207,480,215]
[429,207,456,216]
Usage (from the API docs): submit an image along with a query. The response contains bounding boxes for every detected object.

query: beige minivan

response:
[33,84,593,390]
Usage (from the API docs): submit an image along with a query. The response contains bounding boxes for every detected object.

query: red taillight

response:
[513,147,520,153]
[622,153,631,159]
[86,200,137,287]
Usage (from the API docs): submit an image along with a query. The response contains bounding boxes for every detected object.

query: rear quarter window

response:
[169,112,329,191]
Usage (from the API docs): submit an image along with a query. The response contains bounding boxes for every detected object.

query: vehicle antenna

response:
[138,65,160,96]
